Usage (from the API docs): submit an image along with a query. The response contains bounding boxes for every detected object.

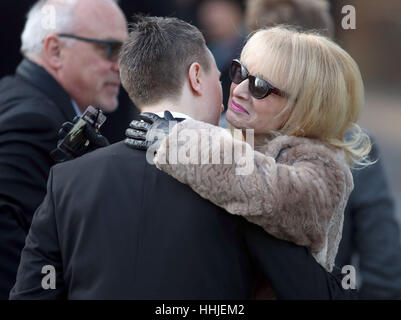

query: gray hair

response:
[20,0,120,58]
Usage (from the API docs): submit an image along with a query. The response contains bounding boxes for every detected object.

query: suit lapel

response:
[16,58,76,121]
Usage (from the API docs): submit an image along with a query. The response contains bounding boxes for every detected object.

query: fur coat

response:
[153,118,354,272]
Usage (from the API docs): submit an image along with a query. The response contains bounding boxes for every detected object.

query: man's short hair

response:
[119,16,211,107]
[21,0,120,57]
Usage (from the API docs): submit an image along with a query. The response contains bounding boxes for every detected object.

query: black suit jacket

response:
[0,59,76,298]
[0,59,137,298]
[10,142,355,299]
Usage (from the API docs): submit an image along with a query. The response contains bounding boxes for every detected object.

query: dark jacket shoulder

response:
[0,59,75,131]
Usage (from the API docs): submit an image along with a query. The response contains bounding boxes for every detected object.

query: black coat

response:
[10,141,354,299]
[335,142,401,299]
[0,59,137,299]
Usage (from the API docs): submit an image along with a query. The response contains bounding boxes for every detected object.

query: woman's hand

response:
[125,111,183,150]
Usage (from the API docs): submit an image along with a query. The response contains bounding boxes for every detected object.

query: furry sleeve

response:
[153,119,353,271]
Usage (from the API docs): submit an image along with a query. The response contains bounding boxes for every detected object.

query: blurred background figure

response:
[0,0,129,299]
[196,0,246,126]
[329,0,401,299]
[246,0,334,37]
[0,0,140,144]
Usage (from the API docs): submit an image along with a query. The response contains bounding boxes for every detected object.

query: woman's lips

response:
[230,99,249,114]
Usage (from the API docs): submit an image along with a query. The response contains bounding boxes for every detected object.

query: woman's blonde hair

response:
[240,26,372,168]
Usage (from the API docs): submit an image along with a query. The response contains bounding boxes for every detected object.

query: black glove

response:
[125,111,185,151]
[59,116,110,151]
[51,116,110,162]
[83,124,110,150]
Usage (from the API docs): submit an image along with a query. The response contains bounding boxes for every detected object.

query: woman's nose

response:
[232,79,250,100]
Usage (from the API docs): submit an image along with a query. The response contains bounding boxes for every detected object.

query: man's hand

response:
[125,111,184,151]
[51,116,110,162]
[83,124,110,150]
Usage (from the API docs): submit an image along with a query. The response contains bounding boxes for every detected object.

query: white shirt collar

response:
[155,111,192,120]
[71,99,82,117]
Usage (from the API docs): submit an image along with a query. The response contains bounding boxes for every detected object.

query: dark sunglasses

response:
[58,34,123,62]
[229,59,288,99]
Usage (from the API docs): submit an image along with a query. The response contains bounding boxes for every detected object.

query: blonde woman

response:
[126,26,371,273]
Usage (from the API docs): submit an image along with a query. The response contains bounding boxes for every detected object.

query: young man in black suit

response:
[10,16,354,299]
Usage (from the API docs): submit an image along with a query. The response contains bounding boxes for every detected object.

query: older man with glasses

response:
[0,0,128,299]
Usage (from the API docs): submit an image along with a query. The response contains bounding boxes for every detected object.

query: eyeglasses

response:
[229,59,288,99]
[58,34,123,62]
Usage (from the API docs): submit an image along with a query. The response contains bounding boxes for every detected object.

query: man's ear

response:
[43,34,64,70]
[188,62,203,96]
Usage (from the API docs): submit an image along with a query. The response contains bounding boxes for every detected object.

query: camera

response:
[50,106,107,162]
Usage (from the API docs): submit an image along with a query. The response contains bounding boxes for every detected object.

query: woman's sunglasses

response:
[229,59,288,99]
